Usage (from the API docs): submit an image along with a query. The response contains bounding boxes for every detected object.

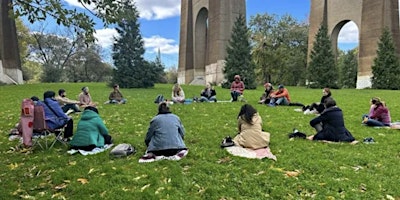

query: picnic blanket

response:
[225,146,277,161]
[139,149,189,163]
[67,144,113,156]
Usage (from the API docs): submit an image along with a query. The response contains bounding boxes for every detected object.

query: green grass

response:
[1,83,400,199]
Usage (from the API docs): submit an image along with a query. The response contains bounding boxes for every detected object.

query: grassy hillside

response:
[0,83,399,199]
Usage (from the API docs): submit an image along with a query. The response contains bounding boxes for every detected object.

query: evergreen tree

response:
[307,23,339,88]
[223,14,257,89]
[112,1,155,88]
[338,48,358,88]
[150,49,166,83]
[371,27,400,89]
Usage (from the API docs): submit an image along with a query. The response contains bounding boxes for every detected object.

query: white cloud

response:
[338,21,359,43]
[94,28,119,48]
[63,0,180,20]
[143,35,179,54]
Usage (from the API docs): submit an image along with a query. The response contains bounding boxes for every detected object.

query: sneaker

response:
[221,136,235,148]
[267,103,275,107]
[363,137,375,144]
[139,153,156,163]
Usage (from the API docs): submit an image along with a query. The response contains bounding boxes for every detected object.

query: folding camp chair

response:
[32,105,67,150]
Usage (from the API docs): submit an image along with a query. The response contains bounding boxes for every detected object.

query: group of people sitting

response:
[18,84,128,150]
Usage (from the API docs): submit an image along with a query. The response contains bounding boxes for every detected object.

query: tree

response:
[223,14,257,89]
[12,0,124,43]
[371,27,400,89]
[249,14,308,86]
[111,1,157,88]
[307,23,339,88]
[338,48,358,88]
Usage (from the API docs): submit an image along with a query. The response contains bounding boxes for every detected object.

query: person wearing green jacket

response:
[70,106,112,150]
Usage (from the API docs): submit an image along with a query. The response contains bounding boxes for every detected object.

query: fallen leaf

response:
[51,193,66,200]
[88,168,95,174]
[68,161,76,166]
[141,184,151,192]
[54,183,68,190]
[217,157,231,164]
[386,194,395,200]
[77,178,89,184]
[8,163,19,170]
[285,170,301,177]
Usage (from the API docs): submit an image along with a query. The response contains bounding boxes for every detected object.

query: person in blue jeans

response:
[199,83,217,102]
[362,97,391,127]
[268,85,290,106]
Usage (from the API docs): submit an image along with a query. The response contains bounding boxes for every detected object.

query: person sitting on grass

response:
[198,83,217,102]
[307,97,357,143]
[258,82,274,104]
[303,87,331,114]
[362,97,391,127]
[108,84,127,104]
[171,83,185,103]
[79,86,97,108]
[55,89,81,114]
[222,104,270,149]
[139,102,188,162]
[230,75,245,102]
[70,106,112,151]
[268,85,290,106]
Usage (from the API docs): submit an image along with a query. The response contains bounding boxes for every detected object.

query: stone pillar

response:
[0,0,23,84]
[178,0,245,85]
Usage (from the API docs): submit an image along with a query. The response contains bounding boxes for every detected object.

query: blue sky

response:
[25,0,361,68]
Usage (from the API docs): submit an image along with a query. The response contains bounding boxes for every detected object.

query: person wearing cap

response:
[268,85,290,106]
[79,86,97,108]
[230,75,245,102]
[259,82,274,104]
[69,106,112,151]
[108,84,127,104]
[140,102,188,162]
[55,89,81,113]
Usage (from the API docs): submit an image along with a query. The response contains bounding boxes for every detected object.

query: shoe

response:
[220,136,235,148]
[267,103,275,107]
[293,128,299,133]
[139,153,156,163]
[363,137,375,144]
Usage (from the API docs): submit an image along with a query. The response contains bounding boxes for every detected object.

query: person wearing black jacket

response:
[308,97,356,143]
[198,83,217,102]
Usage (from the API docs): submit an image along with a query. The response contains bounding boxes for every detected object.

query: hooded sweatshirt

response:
[70,110,109,147]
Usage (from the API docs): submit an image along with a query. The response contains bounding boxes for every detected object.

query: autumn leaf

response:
[8,163,19,170]
[88,168,95,174]
[141,184,151,192]
[284,170,301,177]
[68,161,76,166]
[77,178,89,184]
[54,183,68,190]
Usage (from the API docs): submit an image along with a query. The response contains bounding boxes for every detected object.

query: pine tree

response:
[338,48,358,88]
[371,27,400,89]
[112,1,155,88]
[223,14,257,89]
[307,23,339,88]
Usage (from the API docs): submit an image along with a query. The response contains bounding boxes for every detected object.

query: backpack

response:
[109,143,136,158]
[154,94,164,104]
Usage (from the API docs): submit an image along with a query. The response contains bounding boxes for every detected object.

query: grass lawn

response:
[1,83,399,199]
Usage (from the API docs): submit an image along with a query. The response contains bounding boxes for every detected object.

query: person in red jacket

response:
[230,75,245,102]
[268,85,291,106]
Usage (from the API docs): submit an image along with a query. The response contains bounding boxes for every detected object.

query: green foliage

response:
[111,1,157,88]
[223,14,257,89]
[371,27,400,90]
[307,24,339,89]
[12,0,125,43]
[338,48,358,88]
[1,83,400,199]
[30,32,111,83]
[249,14,308,86]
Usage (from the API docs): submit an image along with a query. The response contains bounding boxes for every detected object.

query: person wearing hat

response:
[108,84,127,104]
[69,106,112,151]
[268,85,290,106]
[259,82,274,104]
[230,75,245,102]
[78,86,97,108]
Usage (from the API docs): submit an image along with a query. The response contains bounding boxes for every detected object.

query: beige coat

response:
[233,113,270,149]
